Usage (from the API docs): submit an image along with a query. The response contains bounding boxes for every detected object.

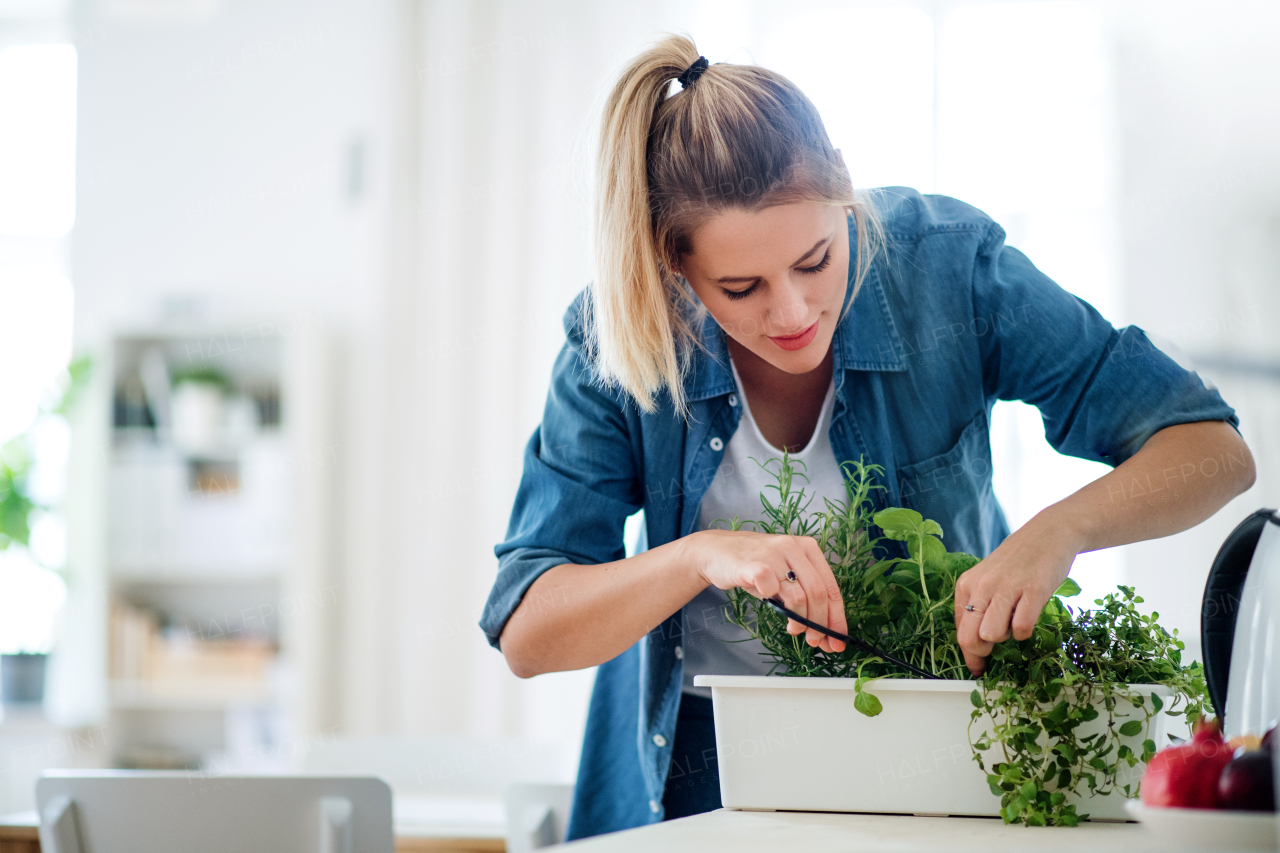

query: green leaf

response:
[1150,692,1163,713]
[971,689,983,708]
[853,689,883,718]
[943,551,981,574]
[921,535,947,570]
[1044,700,1069,724]
[921,519,944,538]
[1053,578,1082,598]
[1118,720,1143,737]
[873,507,922,533]
[889,569,921,587]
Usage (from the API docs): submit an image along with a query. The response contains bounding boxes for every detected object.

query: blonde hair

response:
[588,33,882,418]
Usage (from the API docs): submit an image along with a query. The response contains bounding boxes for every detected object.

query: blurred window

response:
[0,40,76,441]
[0,43,76,236]
[0,33,76,663]
[765,6,935,191]
[761,1,1118,602]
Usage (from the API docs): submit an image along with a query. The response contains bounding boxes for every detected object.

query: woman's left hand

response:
[953,517,1083,675]
[953,422,1255,676]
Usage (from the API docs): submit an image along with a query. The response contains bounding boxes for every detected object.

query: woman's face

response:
[678,202,850,375]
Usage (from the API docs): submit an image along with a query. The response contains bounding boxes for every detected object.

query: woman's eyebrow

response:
[793,234,833,265]
[712,235,833,284]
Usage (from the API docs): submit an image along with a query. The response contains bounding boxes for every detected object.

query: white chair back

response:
[36,771,392,853]
[504,782,574,852]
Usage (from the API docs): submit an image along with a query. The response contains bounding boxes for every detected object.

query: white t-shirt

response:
[681,357,847,697]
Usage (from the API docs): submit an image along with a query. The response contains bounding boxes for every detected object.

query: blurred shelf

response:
[83,323,337,771]
[110,679,275,711]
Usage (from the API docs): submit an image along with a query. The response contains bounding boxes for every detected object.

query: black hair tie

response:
[677,56,709,88]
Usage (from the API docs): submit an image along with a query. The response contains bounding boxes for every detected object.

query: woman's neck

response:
[726,337,834,453]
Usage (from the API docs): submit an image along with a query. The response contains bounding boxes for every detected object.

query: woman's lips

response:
[768,320,819,352]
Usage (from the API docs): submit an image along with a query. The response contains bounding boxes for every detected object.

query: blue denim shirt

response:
[480,188,1238,840]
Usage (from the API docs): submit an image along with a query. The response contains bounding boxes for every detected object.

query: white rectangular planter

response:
[694,675,1172,820]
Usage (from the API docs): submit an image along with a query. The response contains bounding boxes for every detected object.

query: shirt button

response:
[728,393,739,406]
[649,799,661,814]
[653,734,667,747]
[709,437,723,451]
[674,645,684,659]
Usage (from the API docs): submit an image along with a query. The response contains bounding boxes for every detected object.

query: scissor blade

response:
[765,597,941,680]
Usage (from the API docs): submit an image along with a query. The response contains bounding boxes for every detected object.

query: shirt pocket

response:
[896,410,1002,557]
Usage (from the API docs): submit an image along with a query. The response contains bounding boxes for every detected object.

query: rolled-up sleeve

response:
[480,338,643,650]
[973,222,1238,467]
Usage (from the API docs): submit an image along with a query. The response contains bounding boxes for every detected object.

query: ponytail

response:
[589,34,881,418]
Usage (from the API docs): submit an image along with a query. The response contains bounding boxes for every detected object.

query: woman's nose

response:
[768,282,808,333]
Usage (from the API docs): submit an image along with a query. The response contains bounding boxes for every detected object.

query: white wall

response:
[72,0,397,337]
[1108,0,1280,649]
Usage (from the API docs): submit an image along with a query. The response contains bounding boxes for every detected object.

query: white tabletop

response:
[560,809,1200,853]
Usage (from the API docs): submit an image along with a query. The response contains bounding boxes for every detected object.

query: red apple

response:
[1142,717,1234,809]
[1218,749,1277,812]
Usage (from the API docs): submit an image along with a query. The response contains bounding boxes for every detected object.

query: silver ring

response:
[785,570,798,583]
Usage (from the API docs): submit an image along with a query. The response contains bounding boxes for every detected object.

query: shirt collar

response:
[684,254,906,404]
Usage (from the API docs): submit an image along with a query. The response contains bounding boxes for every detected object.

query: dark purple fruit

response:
[1218,751,1277,811]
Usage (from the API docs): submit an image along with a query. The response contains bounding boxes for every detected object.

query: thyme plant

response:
[721,454,1209,826]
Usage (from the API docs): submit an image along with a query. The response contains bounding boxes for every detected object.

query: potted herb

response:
[0,357,90,707]
[698,455,1208,825]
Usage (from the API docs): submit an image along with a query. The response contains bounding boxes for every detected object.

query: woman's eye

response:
[799,251,832,275]
[723,283,758,301]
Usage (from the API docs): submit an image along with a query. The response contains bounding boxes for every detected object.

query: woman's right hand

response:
[683,529,848,654]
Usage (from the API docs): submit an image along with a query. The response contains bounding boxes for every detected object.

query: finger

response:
[978,589,1016,644]
[963,647,988,676]
[785,543,827,649]
[1010,587,1046,640]
[962,633,993,674]
[774,559,809,636]
[954,571,976,631]
[744,562,779,601]
[802,539,845,653]
[808,539,846,652]
[956,601,993,665]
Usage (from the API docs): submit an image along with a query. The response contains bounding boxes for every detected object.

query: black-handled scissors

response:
[766,596,940,680]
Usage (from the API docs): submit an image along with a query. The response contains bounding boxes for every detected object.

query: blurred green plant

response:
[170,364,232,391]
[0,355,90,554]
[0,438,35,550]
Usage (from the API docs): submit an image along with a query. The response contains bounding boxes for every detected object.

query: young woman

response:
[480,36,1255,839]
